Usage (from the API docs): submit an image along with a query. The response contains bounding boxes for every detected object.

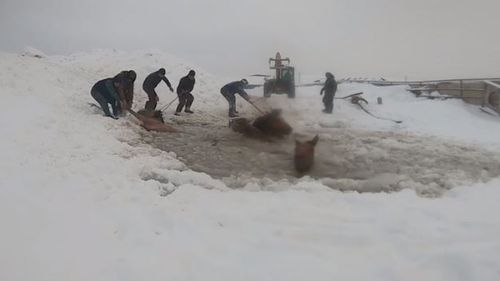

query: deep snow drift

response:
[1,49,500,281]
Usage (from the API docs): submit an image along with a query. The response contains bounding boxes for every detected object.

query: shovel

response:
[246,98,266,115]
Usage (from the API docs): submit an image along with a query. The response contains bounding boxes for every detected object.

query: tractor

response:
[263,52,295,98]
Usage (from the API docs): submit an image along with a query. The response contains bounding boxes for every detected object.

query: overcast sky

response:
[1,0,499,80]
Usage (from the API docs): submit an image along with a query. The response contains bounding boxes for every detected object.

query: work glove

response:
[169,87,174,92]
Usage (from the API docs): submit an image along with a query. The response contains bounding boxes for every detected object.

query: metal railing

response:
[342,77,500,85]
[343,78,500,115]
[483,80,500,113]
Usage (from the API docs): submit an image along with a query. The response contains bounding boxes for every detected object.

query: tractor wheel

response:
[264,83,271,97]
[287,83,295,98]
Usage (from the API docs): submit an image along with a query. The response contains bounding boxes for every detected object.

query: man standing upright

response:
[142,68,174,111]
[320,72,337,113]
[174,70,196,115]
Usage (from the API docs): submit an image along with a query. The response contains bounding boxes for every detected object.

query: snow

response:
[1,49,500,281]
[21,46,46,58]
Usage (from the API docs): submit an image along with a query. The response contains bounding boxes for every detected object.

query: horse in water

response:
[229,109,292,141]
[128,109,178,133]
[137,109,165,123]
[229,117,271,141]
[294,135,319,174]
[252,109,292,137]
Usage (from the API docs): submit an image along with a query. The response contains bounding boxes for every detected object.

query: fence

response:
[342,78,500,114]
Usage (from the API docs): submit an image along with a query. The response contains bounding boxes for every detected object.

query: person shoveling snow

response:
[90,76,124,119]
[220,78,263,117]
[142,68,174,111]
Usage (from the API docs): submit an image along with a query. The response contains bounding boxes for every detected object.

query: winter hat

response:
[128,70,137,81]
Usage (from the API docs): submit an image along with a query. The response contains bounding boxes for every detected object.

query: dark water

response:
[140,119,500,195]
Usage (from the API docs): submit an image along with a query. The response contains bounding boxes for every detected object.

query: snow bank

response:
[21,46,46,58]
[1,49,500,281]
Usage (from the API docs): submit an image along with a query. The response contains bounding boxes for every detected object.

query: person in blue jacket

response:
[220,79,253,117]
[90,77,123,119]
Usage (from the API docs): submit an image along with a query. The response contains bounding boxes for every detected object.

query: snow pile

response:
[1,49,500,281]
[21,46,46,58]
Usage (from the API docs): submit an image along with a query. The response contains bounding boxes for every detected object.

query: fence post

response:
[483,82,488,107]
[460,80,464,98]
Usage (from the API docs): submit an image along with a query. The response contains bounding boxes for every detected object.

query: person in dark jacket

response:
[90,77,122,119]
[174,70,196,115]
[220,79,251,117]
[113,70,136,112]
[320,72,338,113]
[142,68,174,111]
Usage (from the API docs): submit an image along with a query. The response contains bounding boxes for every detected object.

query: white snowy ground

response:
[1,48,500,281]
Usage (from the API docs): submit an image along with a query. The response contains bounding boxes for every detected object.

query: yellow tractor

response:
[263,52,295,98]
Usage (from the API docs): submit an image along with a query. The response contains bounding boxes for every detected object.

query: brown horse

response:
[294,135,319,174]
[128,109,178,133]
[229,117,271,141]
[137,109,165,123]
[252,109,292,137]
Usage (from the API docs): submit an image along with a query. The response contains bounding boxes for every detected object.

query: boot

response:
[106,114,119,120]
[184,108,194,114]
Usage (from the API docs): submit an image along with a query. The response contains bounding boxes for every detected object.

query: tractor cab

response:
[264,52,295,98]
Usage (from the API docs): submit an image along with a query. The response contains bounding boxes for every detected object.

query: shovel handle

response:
[248,100,265,114]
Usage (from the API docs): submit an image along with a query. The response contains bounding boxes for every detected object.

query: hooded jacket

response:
[143,70,172,91]
[221,81,250,100]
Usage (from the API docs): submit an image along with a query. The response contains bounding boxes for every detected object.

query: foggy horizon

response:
[1,0,499,80]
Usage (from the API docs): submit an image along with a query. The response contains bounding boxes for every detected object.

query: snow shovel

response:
[246,98,266,115]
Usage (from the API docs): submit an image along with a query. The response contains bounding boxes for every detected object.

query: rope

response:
[335,92,364,99]
[247,100,266,114]
[357,103,403,124]
[159,96,179,112]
